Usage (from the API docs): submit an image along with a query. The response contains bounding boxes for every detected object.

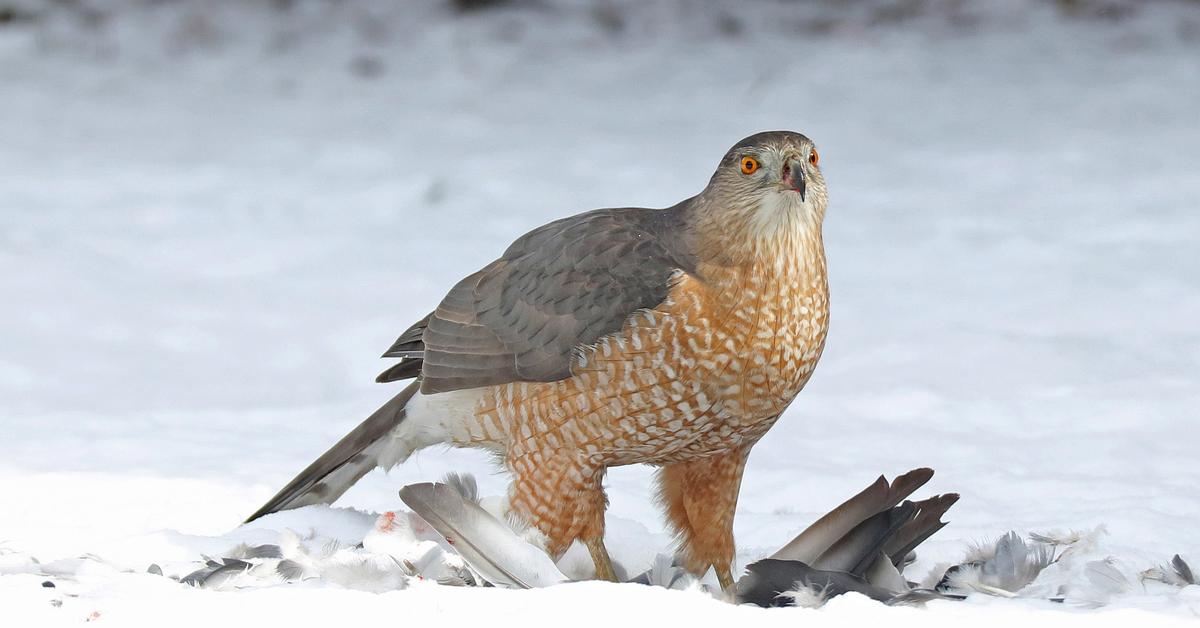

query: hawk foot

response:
[585,537,619,582]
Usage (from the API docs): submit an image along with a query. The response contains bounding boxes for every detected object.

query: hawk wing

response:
[377,203,696,394]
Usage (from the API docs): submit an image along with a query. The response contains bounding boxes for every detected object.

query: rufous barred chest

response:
[454,229,829,553]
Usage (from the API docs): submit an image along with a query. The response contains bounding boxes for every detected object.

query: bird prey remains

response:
[246,131,831,591]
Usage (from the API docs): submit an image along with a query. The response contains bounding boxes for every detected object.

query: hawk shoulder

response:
[377,202,697,393]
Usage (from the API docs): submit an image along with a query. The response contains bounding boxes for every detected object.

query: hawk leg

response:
[508,451,617,581]
[656,447,750,591]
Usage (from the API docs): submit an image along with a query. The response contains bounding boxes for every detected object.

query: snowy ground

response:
[2,0,1199,624]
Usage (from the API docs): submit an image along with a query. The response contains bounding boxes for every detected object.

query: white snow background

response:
[1,0,1199,625]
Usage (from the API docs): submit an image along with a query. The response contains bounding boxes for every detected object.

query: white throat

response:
[746,190,822,247]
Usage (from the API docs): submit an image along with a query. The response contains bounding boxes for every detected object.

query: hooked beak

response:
[782,158,806,201]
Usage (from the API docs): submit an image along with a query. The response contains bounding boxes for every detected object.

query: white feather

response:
[779,582,833,609]
[377,389,486,469]
[400,482,569,589]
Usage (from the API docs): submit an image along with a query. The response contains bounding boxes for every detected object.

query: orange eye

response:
[739,156,759,175]
[809,149,819,166]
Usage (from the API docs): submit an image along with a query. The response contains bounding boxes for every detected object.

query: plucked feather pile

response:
[13,469,1192,613]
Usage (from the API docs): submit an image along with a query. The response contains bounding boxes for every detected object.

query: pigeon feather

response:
[884,493,959,566]
[937,532,1054,596]
[812,501,917,574]
[771,468,933,563]
[1171,554,1196,585]
[737,559,896,607]
[399,482,568,589]
[441,472,480,504]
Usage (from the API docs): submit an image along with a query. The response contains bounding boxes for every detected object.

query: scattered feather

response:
[399,482,569,588]
[441,472,480,504]
[231,543,283,560]
[918,562,954,590]
[275,559,306,581]
[779,582,833,609]
[887,588,961,606]
[938,532,1054,596]
[737,559,896,607]
[181,558,253,588]
[865,553,909,594]
[1172,555,1196,585]
[1029,526,1106,561]
[1084,558,1129,596]
[1143,555,1197,587]
[628,553,694,590]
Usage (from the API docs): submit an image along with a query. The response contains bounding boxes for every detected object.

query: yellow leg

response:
[715,564,736,592]
[585,537,619,582]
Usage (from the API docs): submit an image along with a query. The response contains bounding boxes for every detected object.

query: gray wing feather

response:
[737,559,897,607]
[865,553,910,593]
[378,204,696,393]
[812,502,917,575]
[741,469,956,608]
[398,482,569,589]
[770,468,933,563]
[884,493,960,565]
[382,313,431,357]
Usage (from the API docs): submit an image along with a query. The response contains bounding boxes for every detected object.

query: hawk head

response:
[691,131,828,263]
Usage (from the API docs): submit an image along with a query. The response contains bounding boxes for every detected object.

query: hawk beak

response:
[783,158,807,201]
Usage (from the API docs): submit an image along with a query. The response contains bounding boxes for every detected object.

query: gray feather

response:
[180,561,221,587]
[865,553,909,594]
[884,493,959,566]
[938,532,1054,595]
[378,205,698,394]
[228,543,282,560]
[1142,554,1197,587]
[398,482,568,589]
[987,532,1054,593]
[813,502,917,574]
[181,558,252,588]
[771,468,933,563]
[245,380,420,522]
[381,313,432,358]
[436,574,472,587]
[738,559,896,607]
[741,469,956,608]
[275,559,306,581]
[627,554,693,589]
[1171,554,1195,585]
[888,588,961,606]
[440,472,479,504]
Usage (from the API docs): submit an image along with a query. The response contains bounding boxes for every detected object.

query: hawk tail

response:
[244,380,421,523]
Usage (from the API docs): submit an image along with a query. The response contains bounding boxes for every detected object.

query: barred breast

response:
[463,252,829,468]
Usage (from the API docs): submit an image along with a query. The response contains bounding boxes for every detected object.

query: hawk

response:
[247,131,830,591]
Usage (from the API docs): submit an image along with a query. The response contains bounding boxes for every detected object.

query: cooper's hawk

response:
[247,131,830,591]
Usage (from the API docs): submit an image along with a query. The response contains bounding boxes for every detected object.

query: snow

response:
[2,0,1199,624]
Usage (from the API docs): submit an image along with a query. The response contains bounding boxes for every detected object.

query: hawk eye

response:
[809,149,819,166]
[739,156,759,175]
